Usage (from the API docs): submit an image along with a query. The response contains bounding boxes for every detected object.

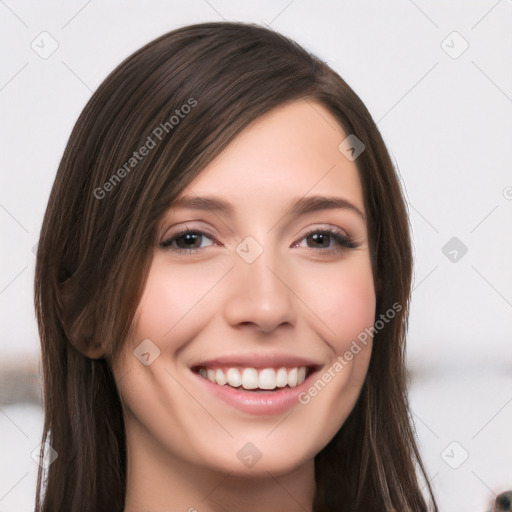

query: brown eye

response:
[160,230,215,252]
[294,228,357,254]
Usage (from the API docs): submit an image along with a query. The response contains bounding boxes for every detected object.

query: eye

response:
[159,226,358,255]
[159,229,216,253]
[292,227,357,255]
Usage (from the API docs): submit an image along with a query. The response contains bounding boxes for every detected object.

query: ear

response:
[57,277,106,360]
[72,337,105,359]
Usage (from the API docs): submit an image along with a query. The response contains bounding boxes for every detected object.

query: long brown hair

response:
[34,21,437,511]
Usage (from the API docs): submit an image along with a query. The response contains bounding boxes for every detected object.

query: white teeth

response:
[198,366,309,390]
[297,366,306,385]
[227,368,242,387]
[215,369,227,386]
[258,368,276,390]
[287,367,298,387]
[241,368,258,390]
[276,367,288,388]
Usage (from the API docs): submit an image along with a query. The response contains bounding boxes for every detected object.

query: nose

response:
[222,240,297,334]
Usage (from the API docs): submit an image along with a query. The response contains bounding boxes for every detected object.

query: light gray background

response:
[1,1,511,511]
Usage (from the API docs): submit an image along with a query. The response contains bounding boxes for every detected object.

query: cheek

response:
[293,259,375,435]
[298,258,376,351]
[132,258,226,346]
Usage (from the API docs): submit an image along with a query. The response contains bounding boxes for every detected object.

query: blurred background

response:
[1,1,511,510]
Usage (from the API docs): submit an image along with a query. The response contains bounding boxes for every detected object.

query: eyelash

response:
[159,227,357,255]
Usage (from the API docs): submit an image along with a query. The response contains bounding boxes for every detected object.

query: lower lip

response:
[192,370,316,415]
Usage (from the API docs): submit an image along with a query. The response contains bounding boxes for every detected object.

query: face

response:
[112,99,376,478]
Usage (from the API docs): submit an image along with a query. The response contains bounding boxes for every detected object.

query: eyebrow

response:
[171,194,366,222]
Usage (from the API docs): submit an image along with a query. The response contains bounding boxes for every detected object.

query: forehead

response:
[174,100,365,217]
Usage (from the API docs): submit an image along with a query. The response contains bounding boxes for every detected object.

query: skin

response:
[111,99,376,512]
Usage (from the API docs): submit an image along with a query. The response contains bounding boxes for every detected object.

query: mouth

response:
[191,365,315,392]
[190,358,322,415]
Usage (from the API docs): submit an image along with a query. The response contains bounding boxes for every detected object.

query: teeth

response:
[198,366,309,390]
[259,369,276,390]
[227,368,242,387]
[276,367,288,388]
[287,367,297,387]
[215,369,227,386]
[241,368,258,389]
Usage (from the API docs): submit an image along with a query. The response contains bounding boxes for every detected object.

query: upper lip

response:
[190,353,323,370]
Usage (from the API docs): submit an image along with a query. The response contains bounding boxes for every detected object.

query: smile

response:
[195,366,311,391]
[190,355,322,415]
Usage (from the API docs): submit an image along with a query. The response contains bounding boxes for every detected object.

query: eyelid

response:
[294,223,349,240]
[161,222,350,241]
[159,224,219,250]
[292,225,358,251]
[160,222,360,254]
[161,222,217,241]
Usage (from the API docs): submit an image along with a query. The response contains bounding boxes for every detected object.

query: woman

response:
[34,21,438,511]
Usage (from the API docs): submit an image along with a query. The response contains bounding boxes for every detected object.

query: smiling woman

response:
[33,21,438,512]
